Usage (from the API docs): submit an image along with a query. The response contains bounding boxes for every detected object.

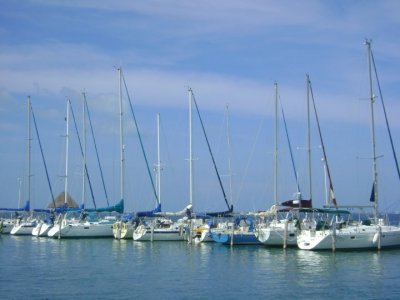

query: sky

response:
[1,0,400,214]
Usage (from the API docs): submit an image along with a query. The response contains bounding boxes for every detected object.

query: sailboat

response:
[255,83,306,247]
[210,215,262,245]
[113,67,131,239]
[0,200,30,234]
[48,97,122,238]
[187,88,234,243]
[47,99,75,238]
[112,68,161,240]
[297,40,400,250]
[11,96,38,235]
[29,98,60,237]
[202,105,258,245]
[133,113,190,241]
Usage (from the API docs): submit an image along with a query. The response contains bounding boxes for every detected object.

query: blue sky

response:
[1,0,400,213]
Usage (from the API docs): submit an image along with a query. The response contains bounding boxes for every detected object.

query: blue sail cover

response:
[0,200,30,211]
[34,200,125,214]
[234,215,256,231]
[136,203,161,217]
[85,199,124,214]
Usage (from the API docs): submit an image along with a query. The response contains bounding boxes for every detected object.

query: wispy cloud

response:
[1,1,400,209]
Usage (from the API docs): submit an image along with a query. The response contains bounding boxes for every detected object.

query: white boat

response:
[0,188,30,234]
[32,216,54,237]
[32,222,53,237]
[112,69,130,239]
[297,40,400,251]
[113,214,138,240]
[47,99,72,238]
[11,97,37,236]
[10,217,37,235]
[256,83,305,247]
[48,214,116,238]
[48,99,120,239]
[133,218,187,241]
[113,70,162,239]
[257,218,299,247]
[113,221,133,239]
[195,223,213,243]
[0,218,18,234]
[209,217,262,245]
[186,89,234,243]
[297,213,400,250]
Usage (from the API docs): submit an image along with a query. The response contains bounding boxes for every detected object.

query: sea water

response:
[1,235,400,300]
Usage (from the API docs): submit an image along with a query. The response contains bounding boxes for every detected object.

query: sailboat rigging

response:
[189,88,233,217]
[297,40,400,250]
[120,69,160,212]
[11,96,37,235]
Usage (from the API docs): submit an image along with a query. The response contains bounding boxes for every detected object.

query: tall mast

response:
[365,39,378,221]
[27,96,31,211]
[226,104,233,206]
[306,74,313,203]
[156,113,161,204]
[118,68,125,202]
[17,177,22,209]
[64,99,70,206]
[82,93,86,207]
[274,82,279,208]
[189,88,193,207]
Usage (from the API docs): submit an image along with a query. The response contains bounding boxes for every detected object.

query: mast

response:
[365,39,378,221]
[27,96,32,211]
[82,93,86,207]
[156,113,161,204]
[226,104,233,206]
[118,67,125,202]
[306,74,313,204]
[189,88,193,207]
[322,156,328,206]
[274,82,279,209]
[64,99,70,206]
[17,177,22,209]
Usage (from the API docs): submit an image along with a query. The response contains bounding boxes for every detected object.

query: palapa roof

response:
[47,192,78,208]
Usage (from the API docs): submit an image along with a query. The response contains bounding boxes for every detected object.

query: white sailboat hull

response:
[48,221,114,238]
[32,222,52,237]
[297,224,400,250]
[10,221,37,235]
[198,229,213,242]
[256,220,298,246]
[0,219,17,234]
[112,222,134,239]
[192,224,213,243]
[133,224,187,241]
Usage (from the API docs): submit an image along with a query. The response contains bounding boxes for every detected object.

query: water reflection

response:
[2,235,400,300]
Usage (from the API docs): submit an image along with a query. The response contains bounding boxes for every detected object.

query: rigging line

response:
[370,51,400,182]
[83,95,110,206]
[308,77,337,207]
[190,89,232,212]
[236,117,265,207]
[69,102,97,208]
[120,69,159,205]
[280,100,301,195]
[30,103,56,209]
[225,105,235,207]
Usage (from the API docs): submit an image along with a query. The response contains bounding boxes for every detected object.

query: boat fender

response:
[372,231,380,244]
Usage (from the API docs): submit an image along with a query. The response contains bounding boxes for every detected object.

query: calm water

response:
[1,235,400,300]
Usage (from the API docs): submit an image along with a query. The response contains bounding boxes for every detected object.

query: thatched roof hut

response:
[48,192,78,208]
